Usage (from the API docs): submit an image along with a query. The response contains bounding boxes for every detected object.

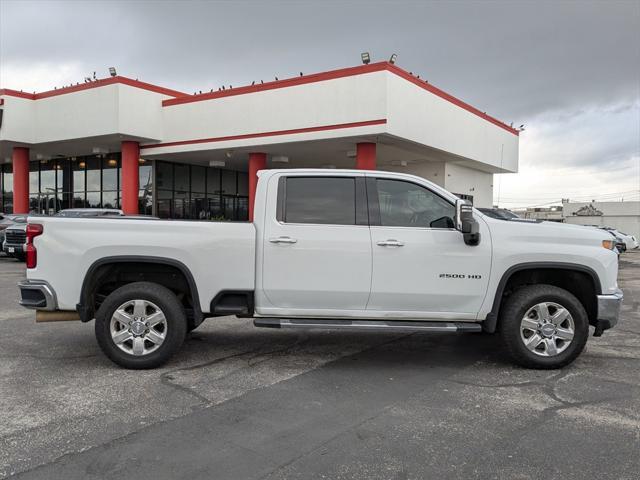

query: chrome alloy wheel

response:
[110,299,167,356]
[520,302,575,357]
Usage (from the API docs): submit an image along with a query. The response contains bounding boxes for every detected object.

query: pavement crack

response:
[444,370,567,389]
[0,353,98,361]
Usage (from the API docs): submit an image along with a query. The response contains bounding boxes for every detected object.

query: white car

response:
[603,228,638,250]
[18,169,622,370]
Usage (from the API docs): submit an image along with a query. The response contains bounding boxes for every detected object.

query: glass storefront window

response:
[139,164,153,191]
[1,164,13,212]
[72,192,86,208]
[3,156,249,219]
[29,195,39,213]
[73,158,85,193]
[223,196,236,219]
[237,197,248,221]
[174,164,189,194]
[207,168,220,195]
[87,191,101,208]
[156,161,173,190]
[237,172,248,196]
[86,157,101,193]
[1,164,13,213]
[29,162,39,195]
[40,160,55,193]
[154,162,248,221]
[139,189,153,216]
[221,170,236,195]
[102,157,118,191]
[156,199,171,219]
[102,191,118,209]
[191,166,205,194]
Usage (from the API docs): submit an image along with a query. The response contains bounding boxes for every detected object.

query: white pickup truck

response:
[18,169,622,369]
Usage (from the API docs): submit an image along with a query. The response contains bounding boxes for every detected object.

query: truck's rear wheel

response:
[499,284,588,369]
[95,282,187,369]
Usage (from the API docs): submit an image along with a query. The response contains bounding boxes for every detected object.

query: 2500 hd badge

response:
[439,273,483,279]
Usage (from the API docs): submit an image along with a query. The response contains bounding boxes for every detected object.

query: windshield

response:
[478,208,519,220]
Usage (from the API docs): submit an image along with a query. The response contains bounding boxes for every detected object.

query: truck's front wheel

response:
[499,284,589,369]
[95,282,187,369]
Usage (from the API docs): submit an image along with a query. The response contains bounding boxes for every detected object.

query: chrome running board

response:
[253,318,482,333]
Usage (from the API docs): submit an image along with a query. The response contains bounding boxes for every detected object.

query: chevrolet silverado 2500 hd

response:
[18,169,623,369]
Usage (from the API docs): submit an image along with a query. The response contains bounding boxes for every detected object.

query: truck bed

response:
[27,216,256,312]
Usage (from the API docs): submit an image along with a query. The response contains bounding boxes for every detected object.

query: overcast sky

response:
[1,0,638,207]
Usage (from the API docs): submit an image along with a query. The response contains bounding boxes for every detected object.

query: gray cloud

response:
[2,1,638,118]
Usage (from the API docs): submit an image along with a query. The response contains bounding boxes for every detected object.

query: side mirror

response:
[455,199,480,246]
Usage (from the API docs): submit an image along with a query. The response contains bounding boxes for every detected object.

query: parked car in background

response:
[3,210,127,261]
[2,219,28,261]
[0,214,28,245]
[601,229,626,254]
[477,208,520,220]
[601,227,638,250]
[55,208,124,218]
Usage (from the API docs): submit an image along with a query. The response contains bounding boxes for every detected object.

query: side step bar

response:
[253,318,482,333]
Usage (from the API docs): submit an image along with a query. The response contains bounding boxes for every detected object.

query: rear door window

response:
[283,177,356,225]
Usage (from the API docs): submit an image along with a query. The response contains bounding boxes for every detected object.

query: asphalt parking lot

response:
[0,252,638,479]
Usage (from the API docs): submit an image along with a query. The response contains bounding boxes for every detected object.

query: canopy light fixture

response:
[322,164,337,169]
[389,53,397,64]
[361,52,370,65]
[271,155,289,164]
[346,150,356,158]
[139,158,146,164]
[209,160,225,167]
[109,67,117,77]
[92,147,108,154]
[225,150,234,158]
[391,160,408,167]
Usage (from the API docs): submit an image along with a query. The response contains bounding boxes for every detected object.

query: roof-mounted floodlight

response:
[361,52,370,65]
[108,67,117,77]
[389,53,397,64]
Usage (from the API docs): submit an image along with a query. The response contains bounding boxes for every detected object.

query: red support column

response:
[248,152,267,222]
[12,147,29,214]
[356,142,376,170]
[121,141,140,215]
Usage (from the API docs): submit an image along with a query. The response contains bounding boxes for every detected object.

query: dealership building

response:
[0,61,519,219]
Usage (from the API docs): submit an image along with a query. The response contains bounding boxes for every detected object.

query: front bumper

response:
[3,242,25,254]
[594,288,623,336]
[18,280,57,311]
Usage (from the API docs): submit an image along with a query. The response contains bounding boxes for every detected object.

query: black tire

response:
[499,284,589,369]
[15,253,26,262]
[95,282,187,369]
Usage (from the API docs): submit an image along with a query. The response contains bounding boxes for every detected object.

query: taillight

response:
[25,223,43,269]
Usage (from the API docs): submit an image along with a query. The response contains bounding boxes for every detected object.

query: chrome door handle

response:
[377,239,405,247]
[269,236,298,244]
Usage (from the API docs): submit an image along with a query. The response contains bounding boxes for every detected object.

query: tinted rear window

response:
[284,177,356,225]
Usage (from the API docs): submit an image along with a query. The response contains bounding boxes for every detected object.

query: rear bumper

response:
[594,288,623,335]
[18,280,57,311]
